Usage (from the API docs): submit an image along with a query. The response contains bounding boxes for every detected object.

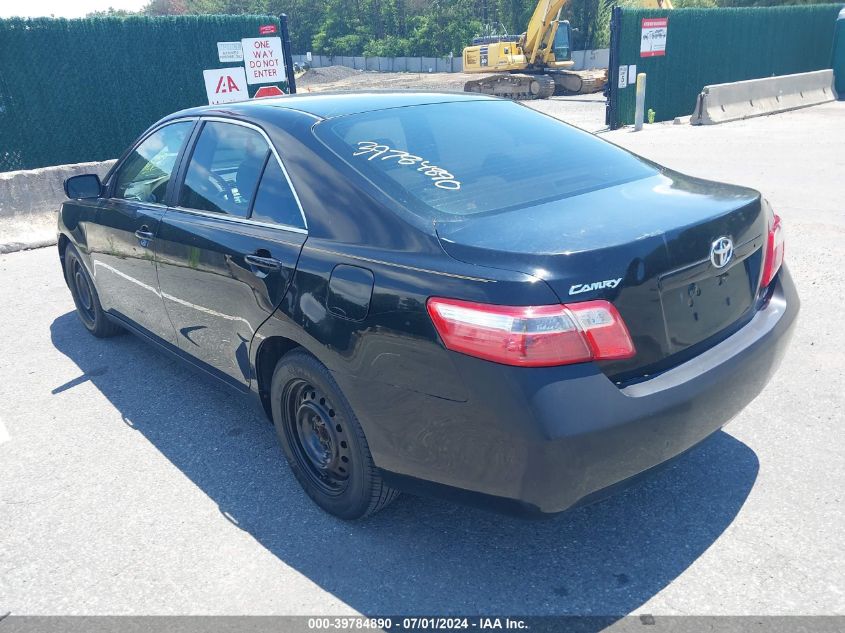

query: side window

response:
[179,121,269,217]
[250,158,305,229]
[113,121,192,204]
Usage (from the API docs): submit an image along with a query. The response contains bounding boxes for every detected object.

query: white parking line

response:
[0,417,10,445]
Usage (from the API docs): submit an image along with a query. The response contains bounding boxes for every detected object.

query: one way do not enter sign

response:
[203,67,248,105]
[242,36,286,84]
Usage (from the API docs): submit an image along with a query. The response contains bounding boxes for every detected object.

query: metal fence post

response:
[279,14,297,94]
[833,7,845,99]
[606,6,622,130]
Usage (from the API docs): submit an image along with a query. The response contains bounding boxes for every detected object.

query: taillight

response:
[761,212,784,289]
[426,297,635,367]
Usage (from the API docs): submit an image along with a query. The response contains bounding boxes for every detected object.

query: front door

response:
[87,120,194,344]
[155,119,307,387]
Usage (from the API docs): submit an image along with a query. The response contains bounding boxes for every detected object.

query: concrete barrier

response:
[571,48,609,71]
[292,51,611,73]
[0,160,115,254]
[691,69,837,125]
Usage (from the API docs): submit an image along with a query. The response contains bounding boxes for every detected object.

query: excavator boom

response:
[523,0,568,65]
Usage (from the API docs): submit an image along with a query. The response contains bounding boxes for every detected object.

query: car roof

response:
[170,91,500,121]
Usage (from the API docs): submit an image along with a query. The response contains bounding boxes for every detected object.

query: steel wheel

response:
[283,378,352,496]
[270,350,399,519]
[70,256,96,324]
[63,244,122,338]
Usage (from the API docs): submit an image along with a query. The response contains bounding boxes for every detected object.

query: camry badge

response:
[569,277,623,295]
[710,236,734,269]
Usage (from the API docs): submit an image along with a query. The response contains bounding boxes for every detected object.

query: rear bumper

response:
[339,266,799,515]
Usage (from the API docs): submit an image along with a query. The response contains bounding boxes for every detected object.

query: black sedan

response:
[58,93,798,519]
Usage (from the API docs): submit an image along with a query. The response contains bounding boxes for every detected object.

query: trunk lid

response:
[435,171,767,380]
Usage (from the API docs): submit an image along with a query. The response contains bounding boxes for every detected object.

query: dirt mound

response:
[298,65,362,86]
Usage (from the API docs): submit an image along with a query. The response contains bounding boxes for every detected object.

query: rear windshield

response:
[313,100,657,218]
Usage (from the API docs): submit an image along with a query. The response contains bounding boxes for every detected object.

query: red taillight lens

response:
[426,297,635,367]
[761,213,784,289]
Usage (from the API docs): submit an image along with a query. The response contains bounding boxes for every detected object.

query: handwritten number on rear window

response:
[353,141,461,191]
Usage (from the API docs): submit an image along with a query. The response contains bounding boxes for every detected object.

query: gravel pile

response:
[298,65,363,86]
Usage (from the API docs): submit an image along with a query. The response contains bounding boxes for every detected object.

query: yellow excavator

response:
[462,0,674,99]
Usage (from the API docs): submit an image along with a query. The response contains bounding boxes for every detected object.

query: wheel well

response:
[256,336,300,421]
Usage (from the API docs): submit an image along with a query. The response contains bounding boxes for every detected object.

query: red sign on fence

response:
[640,17,668,57]
[259,24,277,35]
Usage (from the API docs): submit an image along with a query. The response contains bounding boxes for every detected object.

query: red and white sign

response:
[202,67,248,105]
[259,24,277,35]
[640,17,668,57]
[241,36,286,85]
[253,85,285,99]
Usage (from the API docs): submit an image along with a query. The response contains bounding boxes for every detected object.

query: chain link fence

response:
[0,15,282,172]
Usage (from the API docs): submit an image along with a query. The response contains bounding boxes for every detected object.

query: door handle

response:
[245,254,283,270]
[134,226,155,242]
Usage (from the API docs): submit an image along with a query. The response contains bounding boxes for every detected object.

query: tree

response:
[142,0,190,14]
[86,7,140,17]
[135,0,838,57]
[407,0,482,56]
[563,0,618,50]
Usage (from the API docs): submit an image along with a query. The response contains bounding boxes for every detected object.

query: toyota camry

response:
[58,92,798,519]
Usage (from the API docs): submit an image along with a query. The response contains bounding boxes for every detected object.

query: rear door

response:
[87,119,195,344]
[155,118,307,387]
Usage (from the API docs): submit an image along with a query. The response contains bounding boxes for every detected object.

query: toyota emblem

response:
[710,236,734,269]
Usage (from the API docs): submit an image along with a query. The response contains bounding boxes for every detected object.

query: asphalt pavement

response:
[0,103,842,617]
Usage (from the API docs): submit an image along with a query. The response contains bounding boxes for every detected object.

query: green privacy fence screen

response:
[0,15,283,172]
[607,4,844,129]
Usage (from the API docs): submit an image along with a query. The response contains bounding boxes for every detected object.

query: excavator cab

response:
[553,20,572,62]
[462,1,605,99]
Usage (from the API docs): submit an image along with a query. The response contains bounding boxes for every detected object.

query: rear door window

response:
[250,158,305,229]
[179,121,269,217]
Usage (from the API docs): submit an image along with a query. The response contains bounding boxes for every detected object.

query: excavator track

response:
[551,69,608,95]
[463,73,556,100]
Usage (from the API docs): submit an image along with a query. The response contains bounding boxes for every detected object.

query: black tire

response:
[64,244,123,338]
[270,349,399,520]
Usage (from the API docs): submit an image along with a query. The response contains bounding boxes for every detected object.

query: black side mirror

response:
[64,174,102,199]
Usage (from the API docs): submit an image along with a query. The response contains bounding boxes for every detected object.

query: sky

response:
[0,0,147,18]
